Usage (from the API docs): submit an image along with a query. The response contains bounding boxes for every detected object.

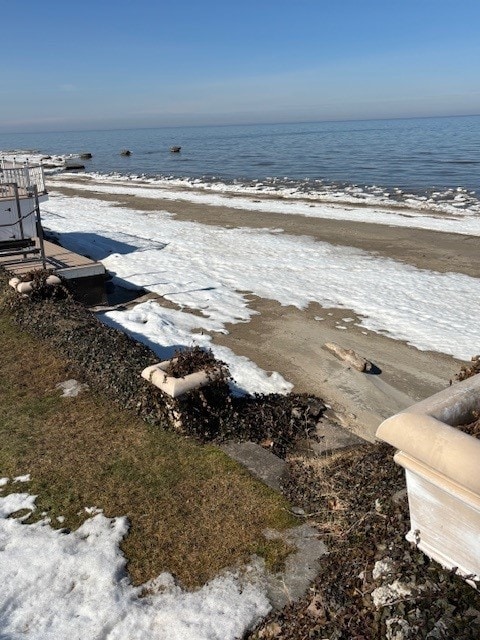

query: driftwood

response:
[324,342,373,373]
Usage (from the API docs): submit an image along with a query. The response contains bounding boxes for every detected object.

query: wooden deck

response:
[1,239,106,305]
[0,239,104,278]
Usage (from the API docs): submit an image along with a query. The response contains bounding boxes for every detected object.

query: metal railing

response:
[0,183,47,267]
[0,164,46,198]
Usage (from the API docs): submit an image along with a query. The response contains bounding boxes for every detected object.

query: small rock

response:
[372,557,395,580]
[307,401,324,418]
[56,379,88,398]
[260,438,274,448]
[392,488,408,504]
[372,580,414,608]
[306,594,326,619]
[386,616,414,640]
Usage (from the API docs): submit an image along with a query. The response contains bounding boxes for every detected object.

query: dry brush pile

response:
[0,270,324,456]
[249,444,480,640]
[454,355,480,438]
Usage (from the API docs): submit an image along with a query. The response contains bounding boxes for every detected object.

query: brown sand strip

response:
[208,296,462,441]
[51,182,480,278]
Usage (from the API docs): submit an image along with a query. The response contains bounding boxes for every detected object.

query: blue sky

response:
[1,0,480,132]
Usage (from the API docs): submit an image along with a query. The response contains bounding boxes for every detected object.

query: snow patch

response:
[0,492,270,639]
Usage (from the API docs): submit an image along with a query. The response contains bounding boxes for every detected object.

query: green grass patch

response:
[0,312,295,588]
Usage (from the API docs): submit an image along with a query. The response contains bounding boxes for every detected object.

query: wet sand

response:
[49,179,472,440]
[210,297,462,440]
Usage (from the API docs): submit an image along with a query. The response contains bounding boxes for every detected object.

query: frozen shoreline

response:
[39,177,475,437]
[2,147,480,218]
[53,170,480,229]
[40,177,479,366]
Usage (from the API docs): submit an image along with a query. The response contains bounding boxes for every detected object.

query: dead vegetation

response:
[164,345,229,380]
[248,445,480,639]
[454,355,480,438]
[1,272,326,457]
[459,414,480,439]
[455,354,480,382]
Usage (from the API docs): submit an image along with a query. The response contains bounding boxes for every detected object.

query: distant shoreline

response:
[2,112,480,137]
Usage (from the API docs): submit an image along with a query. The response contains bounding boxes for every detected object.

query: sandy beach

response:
[44,176,475,441]
[55,183,480,277]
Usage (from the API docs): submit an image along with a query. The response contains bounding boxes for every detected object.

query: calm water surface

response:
[1,116,479,195]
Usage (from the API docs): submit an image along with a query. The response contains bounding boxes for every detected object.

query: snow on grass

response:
[42,193,480,362]
[13,474,31,483]
[0,490,270,639]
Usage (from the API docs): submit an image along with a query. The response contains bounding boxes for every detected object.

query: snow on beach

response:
[53,173,480,236]
[0,486,269,639]
[42,192,480,363]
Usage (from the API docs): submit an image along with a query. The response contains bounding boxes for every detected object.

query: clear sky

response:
[1,0,480,132]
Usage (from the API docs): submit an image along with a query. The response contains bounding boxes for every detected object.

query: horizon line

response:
[1,112,479,137]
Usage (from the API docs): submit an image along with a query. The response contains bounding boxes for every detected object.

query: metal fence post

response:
[33,185,47,269]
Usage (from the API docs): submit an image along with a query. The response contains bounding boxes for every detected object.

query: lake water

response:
[1,115,480,204]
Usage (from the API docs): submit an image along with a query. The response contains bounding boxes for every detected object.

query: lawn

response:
[0,311,295,589]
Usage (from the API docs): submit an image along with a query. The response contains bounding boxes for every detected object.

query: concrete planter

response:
[376,374,480,583]
[141,359,221,399]
[141,359,222,431]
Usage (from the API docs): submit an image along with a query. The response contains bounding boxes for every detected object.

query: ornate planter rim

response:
[376,373,480,496]
[376,373,480,583]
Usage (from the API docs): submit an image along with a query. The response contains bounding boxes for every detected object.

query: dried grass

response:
[0,312,295,589]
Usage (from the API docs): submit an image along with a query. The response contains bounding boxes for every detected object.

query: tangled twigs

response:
[455,355,480,382]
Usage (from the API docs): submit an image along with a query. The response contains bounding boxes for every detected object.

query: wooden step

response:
[0,238,35,251]
[0,247,40,259]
